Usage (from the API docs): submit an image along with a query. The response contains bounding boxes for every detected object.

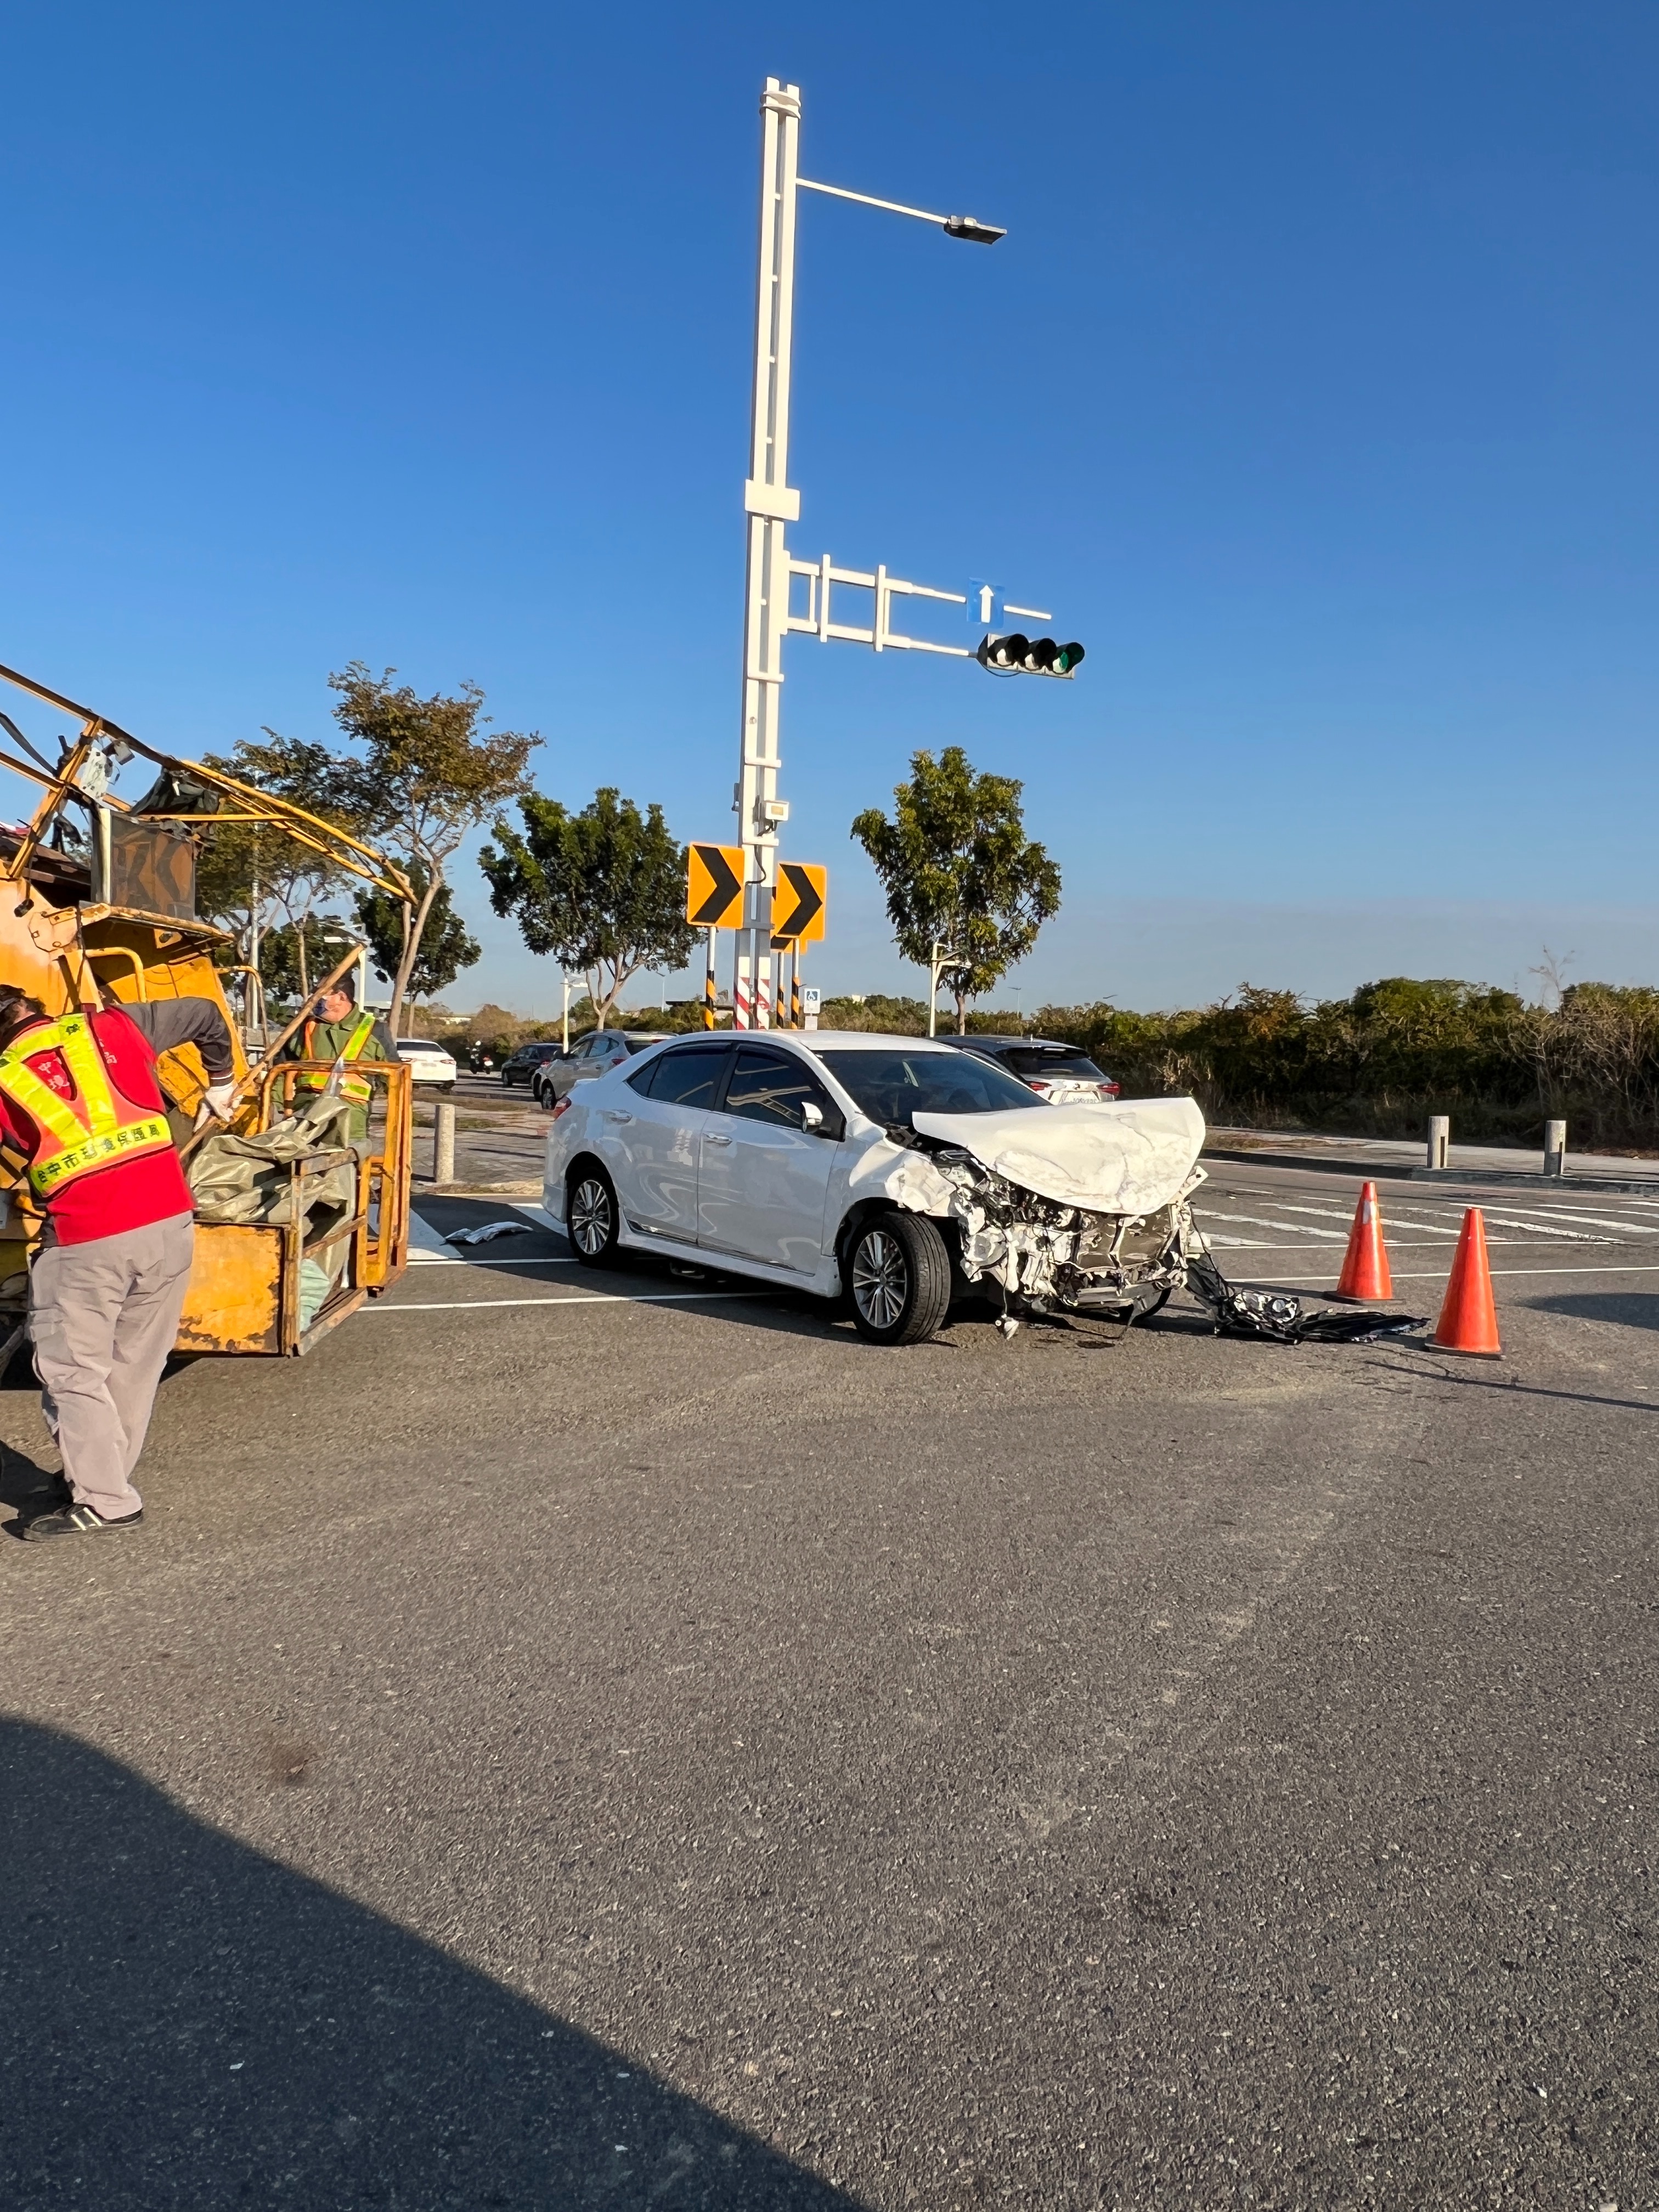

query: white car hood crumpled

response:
[911,1095,1206,1216]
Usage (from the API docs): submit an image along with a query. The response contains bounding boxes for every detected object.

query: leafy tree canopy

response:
[850,746,1062,1030]
[324,665,534,1037]
[479,788,698,1029]
[355,859,479,1030]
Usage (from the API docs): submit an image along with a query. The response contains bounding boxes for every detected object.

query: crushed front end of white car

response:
[867,1096,1207,1320]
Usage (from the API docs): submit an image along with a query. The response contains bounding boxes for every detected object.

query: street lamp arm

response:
[797,176,1005,243]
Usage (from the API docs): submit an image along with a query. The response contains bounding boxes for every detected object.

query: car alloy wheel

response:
[852,1229,907,1331]
[845,1211,953,1345]
[568,1173,616,1259]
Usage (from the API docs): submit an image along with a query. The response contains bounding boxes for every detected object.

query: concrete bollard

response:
[435,1097,456,1186]
[1543,1118,1567,1177]
[1427,1115,1450,1171]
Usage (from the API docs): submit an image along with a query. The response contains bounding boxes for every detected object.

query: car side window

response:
[724,1048,838,1132]
[645,1044,731,1109]
[625,1059,658,1096]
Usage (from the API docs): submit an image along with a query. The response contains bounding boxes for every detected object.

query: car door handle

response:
[603,1110,633,1124]
[704,1132,732,1146]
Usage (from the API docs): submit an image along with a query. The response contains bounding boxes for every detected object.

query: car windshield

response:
[816,1048,1047,1125]
[1002,1047,1107,1081]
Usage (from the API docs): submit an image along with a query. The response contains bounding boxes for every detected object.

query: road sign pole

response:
[737,78,802,1037]
[704,929,718,1029]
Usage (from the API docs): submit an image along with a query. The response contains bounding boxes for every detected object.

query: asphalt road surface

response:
[1,1155,1654,2210]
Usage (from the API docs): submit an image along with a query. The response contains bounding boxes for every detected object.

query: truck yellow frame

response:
[0,659,419,1357]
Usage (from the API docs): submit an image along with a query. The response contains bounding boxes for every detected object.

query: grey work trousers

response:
[29,1212,195,1521]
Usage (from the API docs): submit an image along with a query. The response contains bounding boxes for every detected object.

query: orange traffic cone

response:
[1431,1207,1502,1357]
[1336,1181,1393,1301]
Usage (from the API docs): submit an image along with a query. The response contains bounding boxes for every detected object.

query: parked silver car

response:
[533,1030,672,1108]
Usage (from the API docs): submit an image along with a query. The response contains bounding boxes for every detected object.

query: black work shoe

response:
[21,1503,144,1542]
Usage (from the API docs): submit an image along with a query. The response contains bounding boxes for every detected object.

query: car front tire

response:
[567,1163,622,1266]
[845,1212,952,1346]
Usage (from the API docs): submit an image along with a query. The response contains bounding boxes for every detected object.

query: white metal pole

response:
[561,970,571,1054]
[736,78,802,1030]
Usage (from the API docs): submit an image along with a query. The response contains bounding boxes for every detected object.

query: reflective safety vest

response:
[0,1014,175,1200]
[297,1009,380,1104]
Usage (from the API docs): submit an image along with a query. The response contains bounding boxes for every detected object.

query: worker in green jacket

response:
[279,976,399,1143]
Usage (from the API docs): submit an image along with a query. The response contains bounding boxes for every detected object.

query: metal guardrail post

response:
[435,1098,456,1185]
[1543,1119,1566,1177]
[1427,1115,1450,1171]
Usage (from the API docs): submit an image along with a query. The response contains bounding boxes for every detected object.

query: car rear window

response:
[631,1042,730,1107]
[816,1048,1045,1125]
[1001,1047,1108,1081]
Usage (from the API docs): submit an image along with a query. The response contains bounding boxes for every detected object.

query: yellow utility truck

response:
[0,659,416,1358]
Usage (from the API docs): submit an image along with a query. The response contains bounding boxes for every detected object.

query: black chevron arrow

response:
[689,843,742,926]
[771,862,824,945]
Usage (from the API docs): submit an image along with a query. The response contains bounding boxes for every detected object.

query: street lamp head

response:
[943,215,1005,245]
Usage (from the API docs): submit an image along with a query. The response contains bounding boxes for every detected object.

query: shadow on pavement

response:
[1363,1351,1659,1418]
[0,1719,865,2211]
[1527,1290,1659,1333]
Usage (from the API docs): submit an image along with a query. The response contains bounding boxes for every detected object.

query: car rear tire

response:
[567,1163,622,1266]
[846,1212,952,1346]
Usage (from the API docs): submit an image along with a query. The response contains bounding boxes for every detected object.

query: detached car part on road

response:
[544,1030,1206,1346]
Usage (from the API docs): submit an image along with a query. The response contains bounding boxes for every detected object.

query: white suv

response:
[543,1030,1204,1346]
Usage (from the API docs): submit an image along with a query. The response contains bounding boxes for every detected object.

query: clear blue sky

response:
[3,3,1656,1015]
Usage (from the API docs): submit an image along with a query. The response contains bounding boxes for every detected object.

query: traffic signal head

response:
[977,632,1028,672]
[975,633,1085,679]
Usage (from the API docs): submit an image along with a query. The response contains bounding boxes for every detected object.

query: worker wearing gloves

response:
[0,984,236,1541]
[279,974,398,1144]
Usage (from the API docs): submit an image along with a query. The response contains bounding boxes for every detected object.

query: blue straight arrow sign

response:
[967,579,1001,628]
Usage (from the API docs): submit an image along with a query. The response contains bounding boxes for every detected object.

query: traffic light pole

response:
[735,80,802,1030]
[734,80,1029,1027]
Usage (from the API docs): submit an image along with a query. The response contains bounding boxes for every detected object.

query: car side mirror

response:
[800,1099,824,1131]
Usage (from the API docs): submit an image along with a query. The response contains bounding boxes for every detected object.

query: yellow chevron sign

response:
[685,843,744,929]
[771,862,827,946]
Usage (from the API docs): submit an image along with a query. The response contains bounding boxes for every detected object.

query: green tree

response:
[257,914,356,1005]
[355,860,480,1024]
[851,746,1062,1031]
[196,732,358,996]
[479,788,698,1029]
[317,666,537,1037]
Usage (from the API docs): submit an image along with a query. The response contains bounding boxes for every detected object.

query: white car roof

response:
[736,1030,957,1054]
[639,1030,956,1056]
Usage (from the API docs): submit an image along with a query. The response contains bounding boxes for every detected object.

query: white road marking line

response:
[1235,1262,1659,1283]
[373,1290,763,1312]
[1520,1209,1659,1234]
[1201,1212,1348,1240]
[407,1254,582,1268]
[1455,1212,1608,1241]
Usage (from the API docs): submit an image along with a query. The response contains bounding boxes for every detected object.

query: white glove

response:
[194,1081,238,1129]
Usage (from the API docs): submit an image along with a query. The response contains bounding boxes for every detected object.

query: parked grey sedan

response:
[533,1030,672,1108]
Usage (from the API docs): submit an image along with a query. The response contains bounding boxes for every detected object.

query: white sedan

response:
[395,1040,459,1093]
[543,1030,1206,1346]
